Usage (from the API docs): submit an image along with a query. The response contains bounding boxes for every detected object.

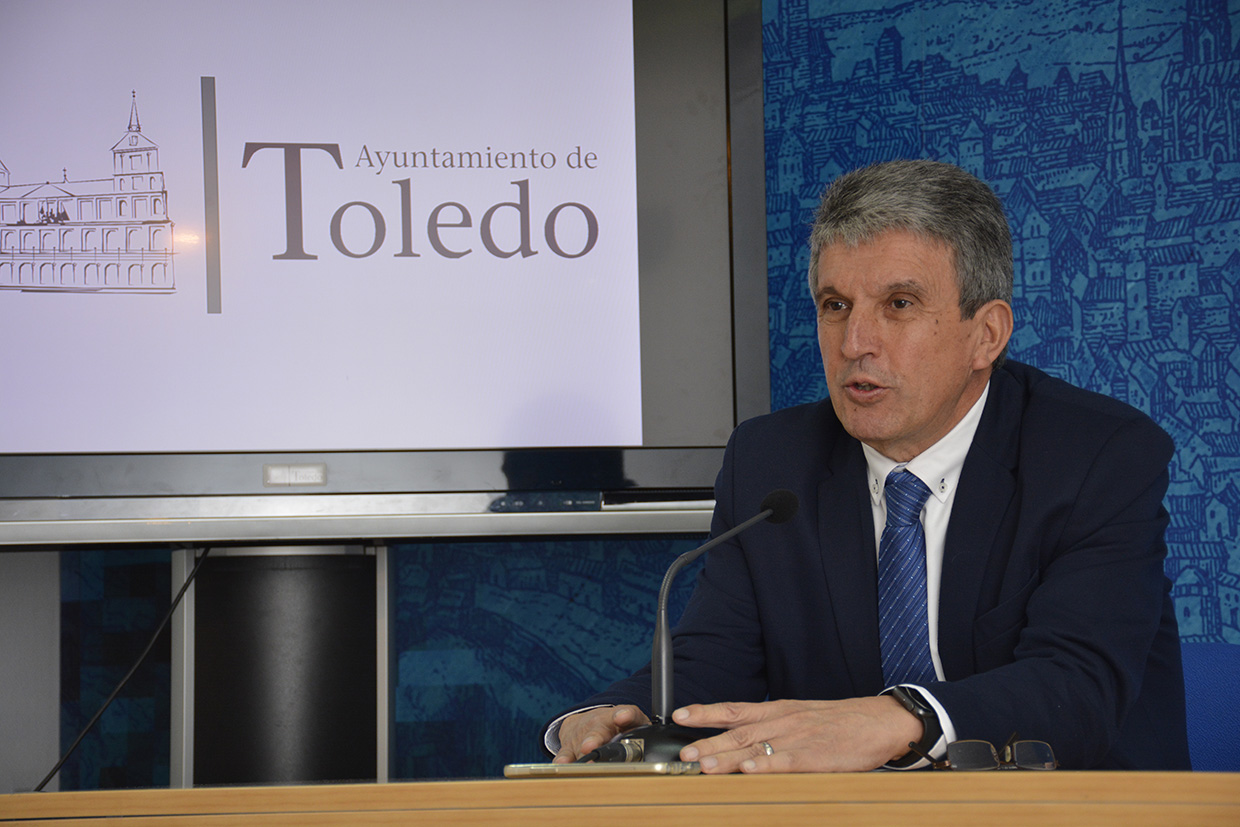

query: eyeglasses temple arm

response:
[905,740,949,770]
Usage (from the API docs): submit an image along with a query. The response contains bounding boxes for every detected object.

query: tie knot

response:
[884,469,931,527]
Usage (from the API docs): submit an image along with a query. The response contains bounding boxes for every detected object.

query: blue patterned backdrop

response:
[762,0,1240,644]
[389,536,704,780]
[58,549,171,789]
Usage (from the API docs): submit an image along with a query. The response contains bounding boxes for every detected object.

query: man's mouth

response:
[842,378,889,400]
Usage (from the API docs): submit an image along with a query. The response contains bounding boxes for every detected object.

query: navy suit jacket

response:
[577,361,1190,769]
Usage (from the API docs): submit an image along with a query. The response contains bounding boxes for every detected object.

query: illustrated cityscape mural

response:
[762,0,1240,644]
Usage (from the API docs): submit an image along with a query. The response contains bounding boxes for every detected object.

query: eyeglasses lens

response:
[1011,740,1058,770]
[946,740,1000,770]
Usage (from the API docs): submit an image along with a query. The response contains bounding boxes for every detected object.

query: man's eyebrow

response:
[813,283,846,306]
[814,279,927,301]
[882,279,927,294]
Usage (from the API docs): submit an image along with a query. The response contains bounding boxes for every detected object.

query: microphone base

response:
[611,722,718,763]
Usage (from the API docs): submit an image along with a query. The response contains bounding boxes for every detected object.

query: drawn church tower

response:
[1163,0,1239,165]
[1106,3,1141,180]
[113,94,165,211]
[1184,0,1233,64]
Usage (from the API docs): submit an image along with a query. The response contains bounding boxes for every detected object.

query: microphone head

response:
[760,489,799,524]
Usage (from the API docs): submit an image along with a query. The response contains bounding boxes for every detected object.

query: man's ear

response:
[971,300,1014,370]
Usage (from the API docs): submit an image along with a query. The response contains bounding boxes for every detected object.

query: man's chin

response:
[832,405,898,448]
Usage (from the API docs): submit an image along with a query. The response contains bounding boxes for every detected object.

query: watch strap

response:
[884,685,942,768]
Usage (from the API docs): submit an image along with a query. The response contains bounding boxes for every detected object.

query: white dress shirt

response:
[862,383,990,764]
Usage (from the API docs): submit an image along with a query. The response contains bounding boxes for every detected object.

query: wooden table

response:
[2,772,1237,825]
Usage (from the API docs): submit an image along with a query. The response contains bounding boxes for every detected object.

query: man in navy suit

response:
[548,160,1190,771]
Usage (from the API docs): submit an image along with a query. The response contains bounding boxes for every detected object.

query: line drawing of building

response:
[0,92,175,293]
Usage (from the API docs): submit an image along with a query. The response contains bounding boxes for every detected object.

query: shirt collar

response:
[864,382,990,507]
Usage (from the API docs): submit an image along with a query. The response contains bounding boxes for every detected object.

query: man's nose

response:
[840,309,879,359]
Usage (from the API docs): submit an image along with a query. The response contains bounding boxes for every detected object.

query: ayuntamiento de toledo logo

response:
[242,142,604,261]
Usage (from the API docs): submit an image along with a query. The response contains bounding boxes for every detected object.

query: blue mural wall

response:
[762,0,1240,645]
[388,536,705,780]
[58,549,172,789]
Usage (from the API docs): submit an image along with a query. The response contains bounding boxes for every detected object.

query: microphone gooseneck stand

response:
[595,489,798,763]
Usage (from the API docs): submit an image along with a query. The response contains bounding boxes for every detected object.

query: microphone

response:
[600,489,799,762]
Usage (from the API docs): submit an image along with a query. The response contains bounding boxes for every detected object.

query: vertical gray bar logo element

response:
[201,77,222,314]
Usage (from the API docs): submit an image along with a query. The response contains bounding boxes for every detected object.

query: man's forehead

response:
[815,234,957,293]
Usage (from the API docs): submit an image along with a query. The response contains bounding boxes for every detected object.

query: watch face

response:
[893,687,930,718]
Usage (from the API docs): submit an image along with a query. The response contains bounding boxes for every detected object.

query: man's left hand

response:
[674,695,921,773]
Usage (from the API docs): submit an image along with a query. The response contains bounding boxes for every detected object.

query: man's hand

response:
[674,696,921,773]
[552,705,651,764]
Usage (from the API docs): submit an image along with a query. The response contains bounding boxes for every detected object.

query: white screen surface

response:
[0,0,641,452]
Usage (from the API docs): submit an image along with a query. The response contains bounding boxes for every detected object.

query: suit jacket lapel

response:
[817,437,886,695]
[939,371,1021,680]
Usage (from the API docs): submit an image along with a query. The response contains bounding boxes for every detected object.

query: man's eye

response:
[891,298,913,310]
[821,300,846,313]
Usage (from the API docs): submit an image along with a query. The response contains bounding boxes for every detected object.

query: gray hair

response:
[807,160,1013,319]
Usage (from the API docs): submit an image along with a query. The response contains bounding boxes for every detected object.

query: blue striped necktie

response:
[878,469,937,686]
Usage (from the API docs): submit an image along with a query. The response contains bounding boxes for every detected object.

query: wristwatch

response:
[885,686,942,768]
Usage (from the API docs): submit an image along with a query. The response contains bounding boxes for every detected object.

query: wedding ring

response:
[759,741,774,756]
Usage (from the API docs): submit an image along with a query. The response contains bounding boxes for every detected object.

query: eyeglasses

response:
[908,733,1058,771]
